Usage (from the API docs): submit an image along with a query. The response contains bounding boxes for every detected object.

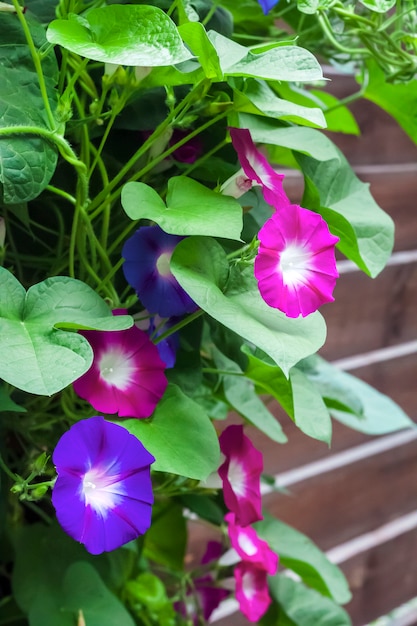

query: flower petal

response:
[234,561,272,622]
[225,513,278,575]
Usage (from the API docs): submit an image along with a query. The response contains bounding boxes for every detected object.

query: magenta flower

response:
[229,127,289,209]
[122,226,197,318]
[52,416,155,555]
[73,325,167,419]
[225,513,278,575]
[234,561,272,622]
[218,425,263,527]
[254,204,339,318]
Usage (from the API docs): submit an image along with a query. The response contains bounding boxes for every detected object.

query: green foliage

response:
[144,502,187,570]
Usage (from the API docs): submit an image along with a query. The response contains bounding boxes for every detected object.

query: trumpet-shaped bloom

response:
[225,513,278,575]
[73,325,167,419]
[218,425,263,527]
[234,561,272,622]
[255,204,339,318]
[52,416,155,555]
[122,226,197,318]
[229,127,289,210]
[257,0,280,14]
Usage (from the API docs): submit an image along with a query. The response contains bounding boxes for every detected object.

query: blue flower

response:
[122,226,197,318]
[258,0,280,14]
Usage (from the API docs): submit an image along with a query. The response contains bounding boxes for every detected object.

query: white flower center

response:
[156,251,173,277]
[82,467,122,515]
[227,459,247,497]
[238,532,258,556]
[99,348,135,389]
[242,571,257,600]
[279,244,313,287]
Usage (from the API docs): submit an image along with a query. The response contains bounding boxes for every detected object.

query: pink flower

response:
[254,204,339,318]
[234,561,272,622]
[218,425,263,527]
[73,326,167,419]
[228,127,289,209]
[225,513,278,575]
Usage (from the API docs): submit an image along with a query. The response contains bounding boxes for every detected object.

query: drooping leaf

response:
[255,515,351,604]
[121,384,220,480]
[0,12,59,203]
[178,22,222,80]
[121,177,243,240]
[0,268,132,395]
[264,575,352,625]
[47,5,193,65]
[171,237,327,377]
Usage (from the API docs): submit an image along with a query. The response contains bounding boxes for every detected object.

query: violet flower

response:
[52,416,155,555]
[254,204,339,318]
[234,561,272,622]
[218,425,263,527]
[228,127,289,209]
[73,325,167,419]
[257,0,280,14]
[122,226,197,318]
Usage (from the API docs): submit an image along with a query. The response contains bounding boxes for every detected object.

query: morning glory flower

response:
[52,416,155,555]
[218,425,263,527]
[257,0,280,14]
[225,512,278,575]
[228,127,289,210]
[122,226,197,318]
[254,204,339,318]
[234,561,272,622]
[73,325,167,419]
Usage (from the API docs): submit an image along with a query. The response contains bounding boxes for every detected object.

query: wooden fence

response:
[189,70,417,625]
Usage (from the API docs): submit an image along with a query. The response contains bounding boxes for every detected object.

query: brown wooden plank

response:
[265,437,417,550]
[342,526,417,625]
[320,261,417,360]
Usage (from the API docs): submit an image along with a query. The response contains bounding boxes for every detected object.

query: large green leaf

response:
[171,237,327,377]
[0,13,59,203]
[234,79,326,128]
[209,31,323,82]
[302,356,414,434]
[0,269,132,395]
[121,384,220,480]
[121,177,242,240]
[359,0,396,12]
[263,575,352,626]
[211,345,287,443]
[256,515,351,604]
[47,5,192,65]
[363,59,417,145]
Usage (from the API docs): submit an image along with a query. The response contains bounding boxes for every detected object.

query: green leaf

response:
[298,149,394,277]
[363,59,417,145]
[303,356,414,434]
[171,237,327,376]
[178,22,222,80]
[211,345,287,443]
[121,384,220,480]
[243,349,331,443]
[30,561,136,626]
[255,515,351,604]
[0,269,132,395]
[0,385,26,413]
[265,575,352,625]
[144,503,187,570]
[121,177,243,240]
[47,5,193,65]
[359,0,396,12]
[209,31,323,82]
[234,79,326,128]
[0,12,59,203]
[297,0,320,14]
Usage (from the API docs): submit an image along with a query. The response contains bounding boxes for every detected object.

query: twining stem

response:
[154,309,204,343]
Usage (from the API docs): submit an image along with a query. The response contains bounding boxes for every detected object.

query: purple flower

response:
[218,425,263,527]
[258,0,280,13]
[254,204,339,318]
[135,312,179,369]
[228,127,289,209]
[122,226,197,318]
[170,129,203,164]
[52,416,155,555]
[73,325,167,419]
